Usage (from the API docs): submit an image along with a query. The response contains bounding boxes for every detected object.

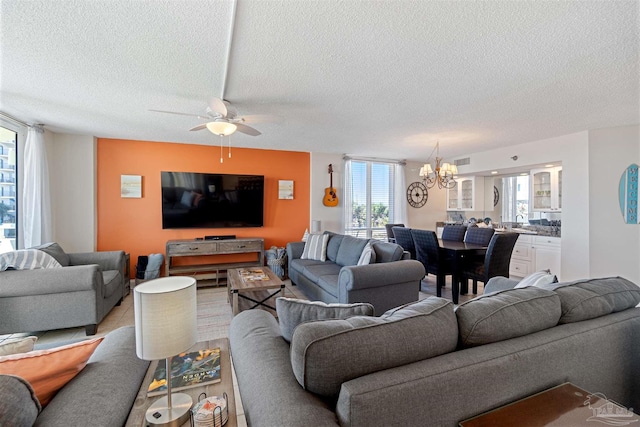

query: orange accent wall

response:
[97,138,309,277]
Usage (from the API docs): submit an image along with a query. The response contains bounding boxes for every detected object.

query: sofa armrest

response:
[68,251,125,272]
[286,242,305,261]
[483,276,520,294]
[0,265,102,297]
[338,260,425,292]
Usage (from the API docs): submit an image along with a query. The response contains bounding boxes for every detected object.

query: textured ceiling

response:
[1,0,638,161]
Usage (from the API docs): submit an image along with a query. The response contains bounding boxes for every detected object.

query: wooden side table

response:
[125,337,237,427]
[459,382,639,427]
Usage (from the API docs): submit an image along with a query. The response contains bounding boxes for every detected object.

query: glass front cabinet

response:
[530,166,562,212]
[446,177,484,211]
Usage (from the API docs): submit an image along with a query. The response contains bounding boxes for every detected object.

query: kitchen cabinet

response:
[447,177,485,211]
[509,234,561,281]
[531,167,562,212]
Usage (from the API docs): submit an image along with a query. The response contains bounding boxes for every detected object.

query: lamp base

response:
[145,392,193,427]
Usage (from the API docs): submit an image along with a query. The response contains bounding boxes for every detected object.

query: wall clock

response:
[406,182,428,208]
[493,186,499,207]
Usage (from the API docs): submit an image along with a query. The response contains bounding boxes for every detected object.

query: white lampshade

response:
[311,220,321,233]
[206,121,237,136]
[134,277,198,361]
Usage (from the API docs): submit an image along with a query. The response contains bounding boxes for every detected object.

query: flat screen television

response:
[161,171,264,229]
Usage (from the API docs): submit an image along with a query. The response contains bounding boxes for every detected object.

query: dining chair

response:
[392,226,416,259]
[385,223,405,243]
[460,232,519,294]
[463,227,495,245]
[441,224,466,242]
[410,229,451,297]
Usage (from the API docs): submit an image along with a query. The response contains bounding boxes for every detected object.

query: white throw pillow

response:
[300,233,329,261]
[0,336,38,356]
[0,250,62,271]
[515,270,558,288]
[357,242,376,265]
[301,228,310,242]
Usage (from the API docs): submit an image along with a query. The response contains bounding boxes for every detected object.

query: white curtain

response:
[342,159,353,234]
[393,163,407,225]
[23,126,52,248]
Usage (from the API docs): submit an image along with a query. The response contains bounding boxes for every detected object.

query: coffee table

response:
[227,267,286,316]
[125,337,237,427]
[459,382,639,426]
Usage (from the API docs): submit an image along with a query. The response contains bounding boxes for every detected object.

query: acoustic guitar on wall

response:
[323,164,339,207]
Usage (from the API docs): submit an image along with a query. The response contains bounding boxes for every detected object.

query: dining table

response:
[438,239,488,304]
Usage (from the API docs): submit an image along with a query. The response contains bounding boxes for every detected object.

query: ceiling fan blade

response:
[149,109,204,119]
[208,97,227,117]
[235,123,261,136]
[189,124,207,132]
[224,102,238,119]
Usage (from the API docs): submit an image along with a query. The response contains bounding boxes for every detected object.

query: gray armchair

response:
[0,243,126,335]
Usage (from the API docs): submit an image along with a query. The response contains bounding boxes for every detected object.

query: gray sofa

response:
[0,326,149,427]
[286,233,425,314]
[0,242,126,335]
[230,276,640,427]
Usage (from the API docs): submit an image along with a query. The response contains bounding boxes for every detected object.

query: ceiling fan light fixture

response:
[206,121,237,136]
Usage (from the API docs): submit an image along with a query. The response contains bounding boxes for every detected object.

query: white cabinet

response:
[531,167,562,212]
[509,234,561,281]
[533,236,561,280]
[510,235,533,278]
[446,177,485,211]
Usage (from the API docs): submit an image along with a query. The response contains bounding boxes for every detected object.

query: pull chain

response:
[220,136,224,163]
[228,134,232,159]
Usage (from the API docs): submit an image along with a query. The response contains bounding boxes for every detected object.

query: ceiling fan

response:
[150,96,261,137]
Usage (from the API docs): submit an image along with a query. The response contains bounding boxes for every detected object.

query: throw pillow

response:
[0,336,38,356]
[290,297,458,397]
[0,249,62,271]
[301,228,309,242]
[144,253,164,279]
[276,297,374,342]
[0,337,104,406]
[0,375,41,426]
[515,270,558,288]
[356,242,376,265]
[300,233,329,262]
[31,242,70,266]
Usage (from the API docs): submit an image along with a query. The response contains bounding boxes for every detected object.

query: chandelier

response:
[419,142,458,189]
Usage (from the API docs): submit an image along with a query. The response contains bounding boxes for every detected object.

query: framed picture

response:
[278,180,294,199]
[121,175,142,198]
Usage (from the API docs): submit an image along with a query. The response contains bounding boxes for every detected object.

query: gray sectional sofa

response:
[230,276,640,427]
[286,233,425,314]
[0,326,149,427]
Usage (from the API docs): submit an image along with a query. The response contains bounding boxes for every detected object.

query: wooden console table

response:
[166,238,264,286]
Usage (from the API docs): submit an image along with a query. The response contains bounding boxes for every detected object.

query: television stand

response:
[165,238,264,286]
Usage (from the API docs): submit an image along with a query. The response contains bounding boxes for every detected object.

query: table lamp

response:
[134,276,198,427]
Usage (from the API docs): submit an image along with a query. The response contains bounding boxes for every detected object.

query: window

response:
[344,159,404,240]
[501,175,529,223]
[0,126,17,253]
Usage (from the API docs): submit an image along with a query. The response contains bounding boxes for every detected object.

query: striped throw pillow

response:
[300,233,329,261]
[0,250,63,271]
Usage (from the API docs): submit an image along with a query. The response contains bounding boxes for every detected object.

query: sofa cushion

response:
[371,241,405,263]
[0,337,103,406]
[0,375,41,426]
[325,232,344,262]
[290,258,326,275]
[302,263,342,283]
[290,297,458,397]
[0,336,38,356]
[543,276,640,324]
[32,242,70,267]
[455,287,561,348]
[316,275,340,298]
[276,298,374,342]
[301,233,329,262]
[335,236,369,266]
[0,249,62,271]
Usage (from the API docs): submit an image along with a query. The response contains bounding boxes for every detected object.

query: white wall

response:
[405,160,448,229]
[588,125,640,283]
[310,152,344,233]
[452,131,591,281]
[47,133,97,252]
